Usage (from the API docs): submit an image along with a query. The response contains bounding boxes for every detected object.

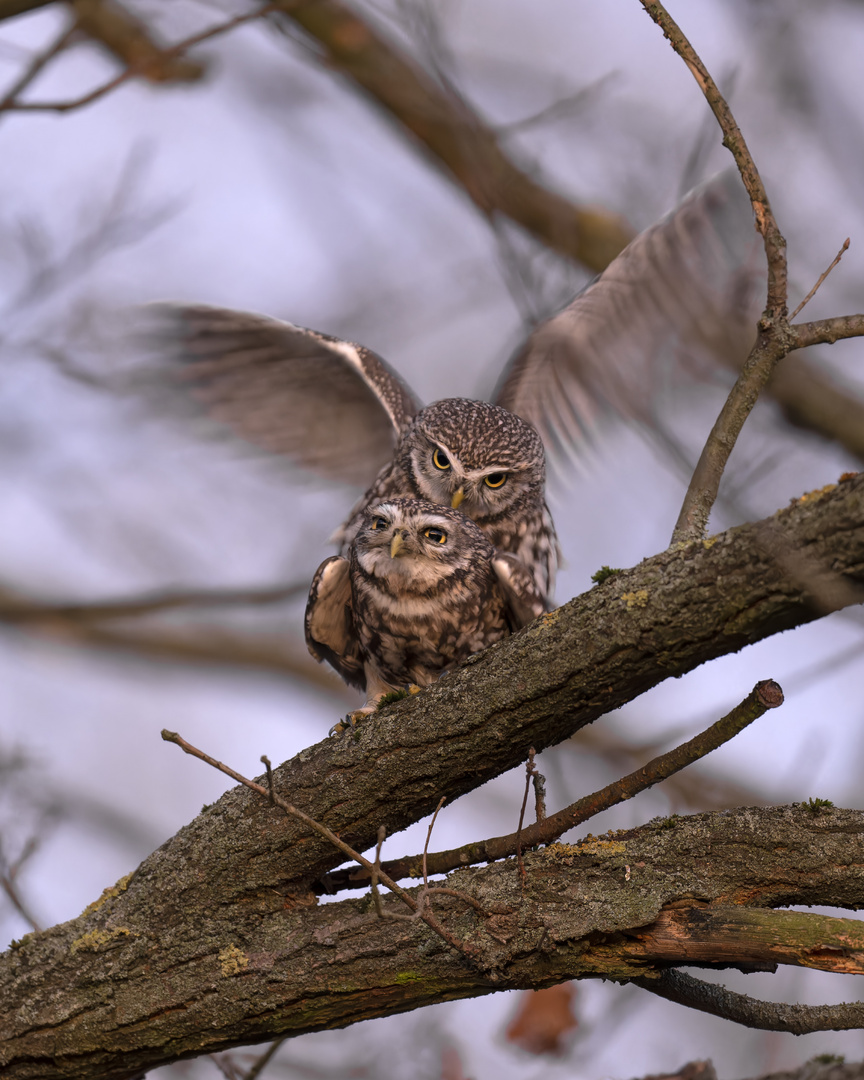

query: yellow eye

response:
[484,472,507,489]
[432,449,451,471]
[423,526,447,544]
[370,516,388,530]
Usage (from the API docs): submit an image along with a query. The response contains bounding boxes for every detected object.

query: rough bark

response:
[1,474,863,1077]
[5,807,864,1079]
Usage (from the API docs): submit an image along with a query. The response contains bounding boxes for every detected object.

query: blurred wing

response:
[139,304,421,488]
[492,553,546,629]
[495,170,766,470]
[305,555,365,690]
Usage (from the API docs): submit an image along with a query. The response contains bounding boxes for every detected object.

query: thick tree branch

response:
[5,807,864,1078]
[5,475,862,914]
[325,679,783,891]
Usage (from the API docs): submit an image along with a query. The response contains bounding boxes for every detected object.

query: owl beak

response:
[450,487,465,510]
[390,532,405,558]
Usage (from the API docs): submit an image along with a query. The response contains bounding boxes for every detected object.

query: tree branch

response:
[793,314,864,350]
[6,806,864,1078]
[325,679,783,891]
[633,968,864,1034]
[1,477,864,1074]
[273,0,633,273]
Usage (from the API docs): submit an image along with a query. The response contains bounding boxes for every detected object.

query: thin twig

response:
[0,873,42,934]
[422,887,489,916]
[533,768,547,823]
[260,755,276,806]
[790,238,850,320]
[515,748,537,888]
[640,1,786,308]
[371,825,386,919]
[162,730,481,962]
[638,2,793,545]
[0,19,77,112]
[162,729,418,908]
[323,681,783,892]
[422,796,447,888]
[3,3,281,114]
[244,1036,289,1080]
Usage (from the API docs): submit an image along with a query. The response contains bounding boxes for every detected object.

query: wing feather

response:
[137,304,421,488]
[492,553,546,630]
[495,170,766,475]
[304,556,365,691]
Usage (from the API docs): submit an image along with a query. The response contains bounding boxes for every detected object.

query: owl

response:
[305,498,545,716]
[138,170,763,604]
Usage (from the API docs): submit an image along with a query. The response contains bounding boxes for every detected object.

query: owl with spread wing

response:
[140,171,764,606]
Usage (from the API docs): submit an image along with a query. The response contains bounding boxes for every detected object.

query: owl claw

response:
[329,703,378,735]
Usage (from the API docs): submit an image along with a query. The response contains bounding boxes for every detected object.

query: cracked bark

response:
[2,473,863,1078]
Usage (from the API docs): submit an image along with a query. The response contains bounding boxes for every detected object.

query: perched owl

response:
[305,498,545,716]
[138,170,764,604]
[334,398,557,603]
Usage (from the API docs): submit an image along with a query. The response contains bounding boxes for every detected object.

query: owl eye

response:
[423,526,447,544]
[484,472,508,489]
[432,449,451,471]
[370,516,388,530]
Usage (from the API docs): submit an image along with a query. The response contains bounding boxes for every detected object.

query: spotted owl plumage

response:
[305,498,545,714]
[334,399,558,604]
[139,171,763,609]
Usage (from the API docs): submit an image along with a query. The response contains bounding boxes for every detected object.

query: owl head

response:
[396,399,546,526]
[352,498,493,594]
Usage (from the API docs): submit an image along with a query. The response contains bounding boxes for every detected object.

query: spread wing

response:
[492,552,547,629]
[304,556,365,691]
[494,170,766,470]
[138,304,421,488]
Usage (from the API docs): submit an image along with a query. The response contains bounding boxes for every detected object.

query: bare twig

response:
[638,2,793,545]
[3,4,281,114]
[0,19,77,112]
[632,968,864,1034]
[533,768,547,824]
[161,730,482,963]
[243,1036,289,1080]
[515,748,538,887]
[323,681,783,892]
[71,0,205,85]
[370,825,386,919]
[790,238,851,320]
[792,313,864,350]
[0,873,42,935]
[260,755,276,806]
[640,1,786,307]
[640,8,863,535]
[422,797,447,889]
